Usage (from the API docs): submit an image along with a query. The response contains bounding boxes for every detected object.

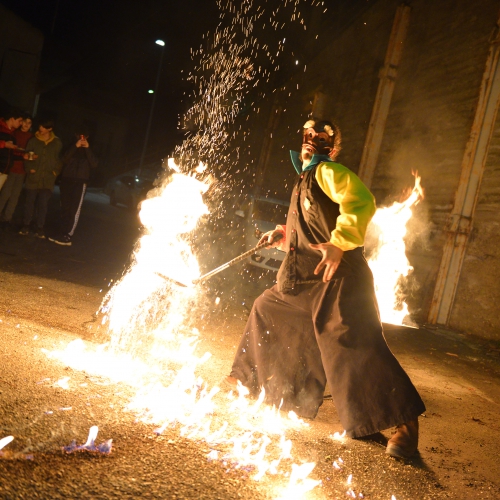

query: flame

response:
[42,166,426,496]
[329,430,346,441]
[44,165,425,495]
[83,425,99,448]
[275,462,320,499]
[367,173,424,325]
[63,426,112,454]
[101,169,208,346]
[167,157,181,172]
[0,436,14,451]
[46,164,319,496]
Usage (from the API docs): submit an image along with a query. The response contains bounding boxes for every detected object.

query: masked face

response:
[300,120,335,162]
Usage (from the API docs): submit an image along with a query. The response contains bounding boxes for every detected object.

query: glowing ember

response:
[329,430,346,441]
[0,436,14,451]
[63,425,112,454]
[366,174,424,325]
[54,376,70,389]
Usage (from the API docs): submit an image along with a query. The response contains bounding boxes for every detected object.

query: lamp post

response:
[139,39,165,173]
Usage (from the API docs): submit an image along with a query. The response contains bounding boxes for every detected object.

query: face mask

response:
[301,119,335,156]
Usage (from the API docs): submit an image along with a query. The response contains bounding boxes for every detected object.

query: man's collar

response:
[290,151,332,174]
[35,130,56,144]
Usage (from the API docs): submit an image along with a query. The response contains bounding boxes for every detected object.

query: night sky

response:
[1,0,363,182]
[2,0,221,170]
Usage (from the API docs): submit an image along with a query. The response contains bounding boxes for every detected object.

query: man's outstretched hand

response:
[310,242,344,282]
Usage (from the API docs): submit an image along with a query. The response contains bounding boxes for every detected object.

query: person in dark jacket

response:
[48,131,97,246]
[0,114,33,229]
[19,119,62,238]
[0,109,23,181]
[226,118,425,459]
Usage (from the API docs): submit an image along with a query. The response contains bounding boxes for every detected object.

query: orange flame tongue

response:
[367,173,424,326]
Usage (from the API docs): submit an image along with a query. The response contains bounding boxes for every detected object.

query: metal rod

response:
[155,272,190,288]
[156,234,282,286]
[194,239,270,283]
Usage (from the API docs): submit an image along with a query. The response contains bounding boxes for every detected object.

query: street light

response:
[139,39,166,173]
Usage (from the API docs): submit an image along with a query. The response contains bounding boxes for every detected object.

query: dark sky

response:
[1,0,365,178]
[2,0,222,166]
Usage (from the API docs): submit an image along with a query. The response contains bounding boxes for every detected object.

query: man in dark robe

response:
[227,119,425,458]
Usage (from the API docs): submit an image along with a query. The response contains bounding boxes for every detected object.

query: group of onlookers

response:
[0,108,97,246]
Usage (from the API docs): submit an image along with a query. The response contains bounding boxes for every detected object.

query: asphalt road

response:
[1,188,499,499]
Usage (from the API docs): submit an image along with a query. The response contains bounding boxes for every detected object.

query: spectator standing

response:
[0,109,24,191]
[49,131,97,246]
[0,114,33,229]
[19,119,62,238]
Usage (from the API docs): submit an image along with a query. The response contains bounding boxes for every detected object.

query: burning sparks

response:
[367,174,424,325]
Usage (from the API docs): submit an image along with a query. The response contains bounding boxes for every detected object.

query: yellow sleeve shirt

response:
[315,162,376,251]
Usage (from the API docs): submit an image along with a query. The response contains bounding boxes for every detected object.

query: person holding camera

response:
[48,130,97,246]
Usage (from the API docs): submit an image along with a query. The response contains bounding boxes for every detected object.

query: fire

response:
[367,174,424,325]
[54,376,71,389]
[63,426,113,454]
[42,168,426,495]
[46,165,320,497]
[102,170,208,348]
[42,168,425,496]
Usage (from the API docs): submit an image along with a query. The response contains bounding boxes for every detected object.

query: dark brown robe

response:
[230,162,425,437]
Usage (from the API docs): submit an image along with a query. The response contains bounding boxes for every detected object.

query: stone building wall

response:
[251,0,500,340]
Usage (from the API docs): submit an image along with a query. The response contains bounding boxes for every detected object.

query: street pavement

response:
[0,188,499,499]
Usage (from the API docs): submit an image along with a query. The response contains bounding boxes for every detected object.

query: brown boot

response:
[386,419,419,458]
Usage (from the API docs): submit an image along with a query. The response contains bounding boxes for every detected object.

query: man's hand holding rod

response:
[258,226,285,249]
